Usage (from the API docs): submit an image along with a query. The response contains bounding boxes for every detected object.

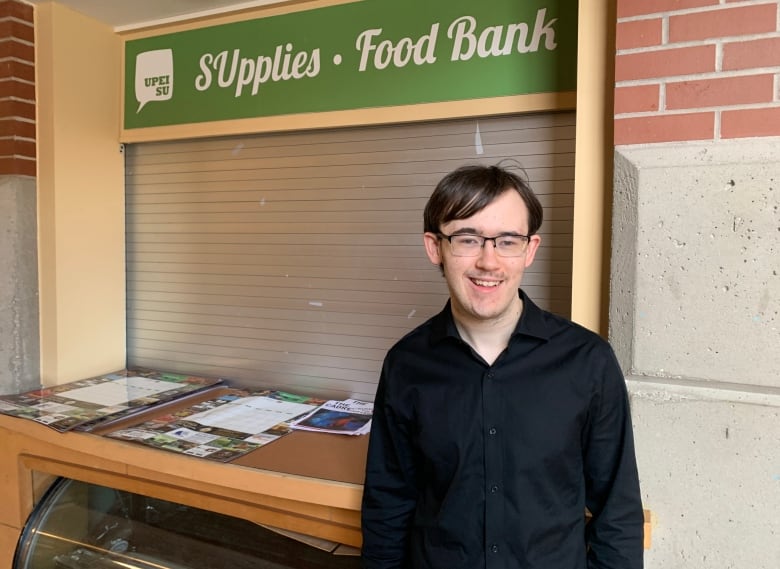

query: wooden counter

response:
[0,413,366,568]
[0,411,652,568]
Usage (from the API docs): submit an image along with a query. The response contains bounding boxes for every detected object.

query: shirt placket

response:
[483,365,504,568]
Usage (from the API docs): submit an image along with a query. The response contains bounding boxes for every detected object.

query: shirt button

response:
[488,427,497,435]
[490,544,499,553]
[491,485,499,493]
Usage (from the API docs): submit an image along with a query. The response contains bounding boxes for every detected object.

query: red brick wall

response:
[0,0,34,176]
[614,0,780,145]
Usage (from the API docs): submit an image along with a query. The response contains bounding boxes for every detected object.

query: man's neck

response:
[452,299,523,365]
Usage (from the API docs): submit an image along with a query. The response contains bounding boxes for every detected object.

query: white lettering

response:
[356,24,438,71]
[305,49,320,77]
[236,57,255,97]
[356,28,383,72]
[449,9,558,61]
[477,26,504,58]
[253,56,273,95]
[527,8,557,52]
[216,50,239,87]
[416,24,438,65]
[195,53,213,91]
[193,45,320,97]
[291,51,307,79]
[448,16,477,61]
[506,23,531,54]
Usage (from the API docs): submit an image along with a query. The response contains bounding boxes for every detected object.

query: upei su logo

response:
[135,49,174,113]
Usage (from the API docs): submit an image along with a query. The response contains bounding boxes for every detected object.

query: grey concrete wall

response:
[611,139,780,568]
[0,175,40,395]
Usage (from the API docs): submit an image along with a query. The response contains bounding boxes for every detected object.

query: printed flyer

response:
[107,389,324,462]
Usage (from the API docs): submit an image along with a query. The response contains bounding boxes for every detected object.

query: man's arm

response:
[584,346,644,569]
[361,366,418,569]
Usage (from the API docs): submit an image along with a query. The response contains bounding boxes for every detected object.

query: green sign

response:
[124,0,577,129]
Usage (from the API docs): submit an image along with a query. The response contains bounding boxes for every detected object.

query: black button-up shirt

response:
[361,291,643,569]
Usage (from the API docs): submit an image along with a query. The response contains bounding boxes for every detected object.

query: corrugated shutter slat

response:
[126,113,575,401]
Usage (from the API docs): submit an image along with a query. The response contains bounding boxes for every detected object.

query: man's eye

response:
[456,236,480,246]
[498,238,520,248]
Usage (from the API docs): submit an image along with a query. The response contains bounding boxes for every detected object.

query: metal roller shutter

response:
[125,112,575,401]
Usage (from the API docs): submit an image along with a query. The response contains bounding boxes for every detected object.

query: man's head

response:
[423,164,543,237]
[422,163,543,328]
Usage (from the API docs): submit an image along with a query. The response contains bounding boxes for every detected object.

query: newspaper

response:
[290,399,373,435]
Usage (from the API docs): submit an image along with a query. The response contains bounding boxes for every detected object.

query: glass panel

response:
[15,478,361,569]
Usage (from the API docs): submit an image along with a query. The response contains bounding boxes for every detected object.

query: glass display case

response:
[14,478,361,569]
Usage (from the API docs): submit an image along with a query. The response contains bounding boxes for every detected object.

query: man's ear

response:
[423,232,442,266]
[524,234,541,268]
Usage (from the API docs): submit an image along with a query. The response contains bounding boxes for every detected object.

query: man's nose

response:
[476,239,500,265]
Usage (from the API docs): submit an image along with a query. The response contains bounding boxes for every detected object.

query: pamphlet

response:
[106,390,323,462]
[0,369,223,432]
[290,399,373,435]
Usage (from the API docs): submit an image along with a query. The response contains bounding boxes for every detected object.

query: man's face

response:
[423,189,540,327]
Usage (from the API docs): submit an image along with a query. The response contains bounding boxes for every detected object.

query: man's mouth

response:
[471,278,501,287]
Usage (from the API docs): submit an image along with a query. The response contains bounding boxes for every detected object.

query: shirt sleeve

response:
[584,345,645,569]
[361,360,419,569]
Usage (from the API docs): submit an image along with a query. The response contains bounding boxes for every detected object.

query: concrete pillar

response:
[0,176,39,394]
[611,138,780,568]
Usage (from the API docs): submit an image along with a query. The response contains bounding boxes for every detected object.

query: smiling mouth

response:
[472,278,501,287]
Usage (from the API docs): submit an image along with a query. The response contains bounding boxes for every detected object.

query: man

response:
[361,164,643,569]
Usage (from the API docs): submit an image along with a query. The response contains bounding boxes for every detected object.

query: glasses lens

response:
[450,235,482,256]
[494,236,528,257]
[449,234,528,257]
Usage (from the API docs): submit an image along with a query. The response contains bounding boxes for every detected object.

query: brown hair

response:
[423,163,543,235]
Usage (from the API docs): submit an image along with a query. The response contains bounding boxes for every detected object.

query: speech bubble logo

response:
[135,49,174,113]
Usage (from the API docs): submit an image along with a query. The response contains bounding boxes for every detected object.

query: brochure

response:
[0,369,223,432]
[290,399,373,435]
[106,389,324,462]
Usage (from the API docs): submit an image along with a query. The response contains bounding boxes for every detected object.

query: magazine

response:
[291,399,373,435]
[0,369,223,432]
[106,389,323,462]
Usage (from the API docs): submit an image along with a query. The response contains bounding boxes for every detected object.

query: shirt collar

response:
[430,289,552,344]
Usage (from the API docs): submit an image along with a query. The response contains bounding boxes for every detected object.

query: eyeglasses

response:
[438,232,531,257]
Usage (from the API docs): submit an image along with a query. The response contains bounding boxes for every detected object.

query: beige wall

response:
[36,3,126,384]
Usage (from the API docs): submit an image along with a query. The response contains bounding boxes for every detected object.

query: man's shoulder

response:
[525,299,614,353]
[388,313,439,355]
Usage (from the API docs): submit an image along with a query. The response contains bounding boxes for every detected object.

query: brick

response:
[0,60,34,82]
[0,20,34,43]
[723,37,780,71]
[617,19,663,50]
[0,1,34,22]
[669,4,777,42]
[0,155,36,176]
[0,78,33,101]
[666,75,774,110]
[615,45,715,81]
[721,107,780,138]
[0,98,34,119]
[618,0,716,19]
[0,118,34,138]
[615,84,660,114]
[614,112,715,145]
[0,137,35,158]
[0,39,33,63]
